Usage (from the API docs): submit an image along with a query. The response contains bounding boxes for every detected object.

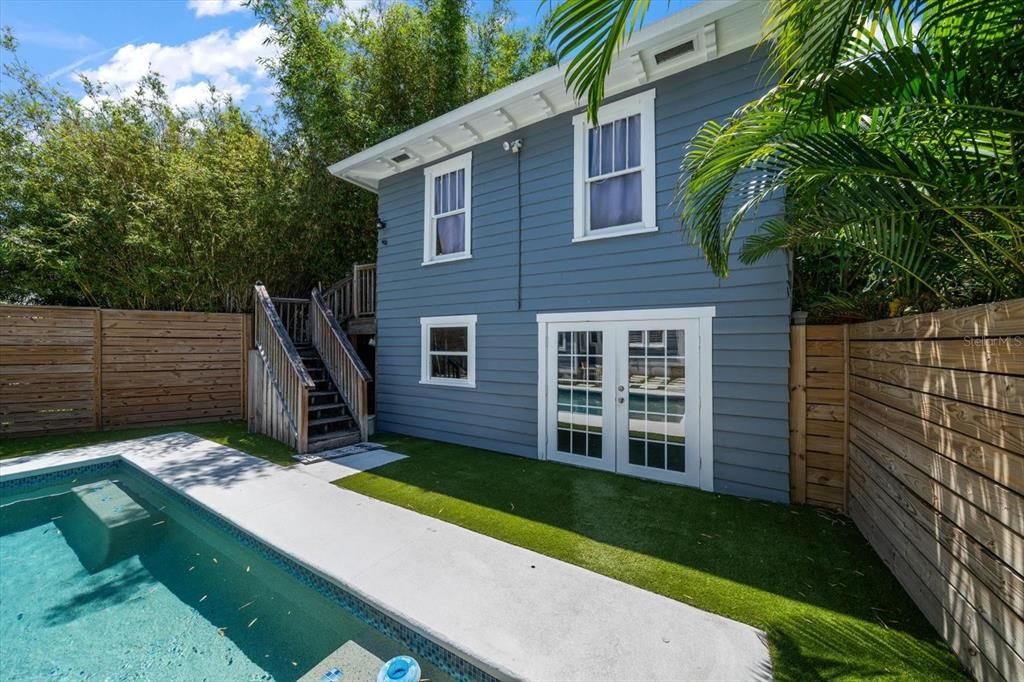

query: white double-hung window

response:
[420,315,477,388]
[572,89,657,241]
[423,152,472,264]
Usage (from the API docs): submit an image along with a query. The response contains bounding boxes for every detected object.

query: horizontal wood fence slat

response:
[1,305,251,436]
[790,299,1024,681]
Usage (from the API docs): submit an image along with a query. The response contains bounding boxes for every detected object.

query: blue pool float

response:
[377,656,421,682]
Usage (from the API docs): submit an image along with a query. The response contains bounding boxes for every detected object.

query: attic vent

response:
[653,40,695,64]
[391,152,411,163]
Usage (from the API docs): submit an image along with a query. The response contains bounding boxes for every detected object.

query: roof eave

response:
[329,0,764,192]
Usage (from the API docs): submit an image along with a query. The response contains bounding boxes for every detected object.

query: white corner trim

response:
[420,315,478,389]
[572,89,657,241]
[423,152,472,266]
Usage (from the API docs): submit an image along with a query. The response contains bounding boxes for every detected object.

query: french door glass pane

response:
[555,330,603,460]
[627,329,686,472]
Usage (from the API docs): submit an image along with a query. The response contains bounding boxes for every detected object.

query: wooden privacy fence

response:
[790,299,1024,681]
[1,305,252,436]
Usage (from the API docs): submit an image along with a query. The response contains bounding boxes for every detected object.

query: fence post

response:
[93,308,103,431]
[789,314,807,504]
[841,323,850,513]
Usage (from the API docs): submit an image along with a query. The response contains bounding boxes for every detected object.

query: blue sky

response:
[2,0,679,112]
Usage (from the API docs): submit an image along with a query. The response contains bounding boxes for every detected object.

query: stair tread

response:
[309,427,360,441]
[307,431,362,452]
[309,390,337,397]
[309,403,346,413]
[309,415,353,427]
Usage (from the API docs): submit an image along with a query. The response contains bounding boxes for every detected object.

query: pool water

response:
[0,468,453,682]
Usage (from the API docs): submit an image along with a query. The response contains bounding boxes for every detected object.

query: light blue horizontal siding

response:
[375,47,791,502]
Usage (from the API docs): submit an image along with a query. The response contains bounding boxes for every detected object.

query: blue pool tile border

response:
[2,461,500,682]
[0,460,119,490]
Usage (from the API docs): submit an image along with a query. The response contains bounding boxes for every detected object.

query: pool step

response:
[72,480,150,529]
[60,480,162,572]
[298,641,385,682]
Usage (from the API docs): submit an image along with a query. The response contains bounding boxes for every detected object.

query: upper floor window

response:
[572,90,657,241]
[423,152,472,264]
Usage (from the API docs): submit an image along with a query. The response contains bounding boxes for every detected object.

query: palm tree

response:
[547,0,1024,315]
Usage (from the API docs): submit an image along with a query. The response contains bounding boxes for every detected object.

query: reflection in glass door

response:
[542,311,707,487]
[550,328,613,470]
[618,326,696,485]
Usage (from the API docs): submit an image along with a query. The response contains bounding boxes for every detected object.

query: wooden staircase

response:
[247,271,374,454]
[296,344,362,451]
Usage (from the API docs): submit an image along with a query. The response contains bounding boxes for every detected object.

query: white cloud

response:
[79,25,278,110]
[187,0,249,18]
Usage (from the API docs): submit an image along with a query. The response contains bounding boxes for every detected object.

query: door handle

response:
[617,397,625,404]
[617,385,624,392]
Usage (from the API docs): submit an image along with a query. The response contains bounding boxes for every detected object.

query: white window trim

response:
[572,89,657,242]
[535,306,714,492]
[420,314,477,388]
[423,152,472,265]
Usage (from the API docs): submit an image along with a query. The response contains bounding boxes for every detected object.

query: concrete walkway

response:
[298,449,407,482]
[1,434,772,681]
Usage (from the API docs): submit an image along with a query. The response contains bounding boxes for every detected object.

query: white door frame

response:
[536,307,715,491]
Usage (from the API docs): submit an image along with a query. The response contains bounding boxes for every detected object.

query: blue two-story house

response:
[328,0,791,502]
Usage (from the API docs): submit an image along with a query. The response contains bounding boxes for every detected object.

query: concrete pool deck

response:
[1,433,772,681]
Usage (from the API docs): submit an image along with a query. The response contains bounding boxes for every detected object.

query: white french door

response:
[538,309,713,489]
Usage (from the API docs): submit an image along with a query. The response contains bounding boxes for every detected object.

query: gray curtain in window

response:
[590,172,642,229]
[436,213,465,254]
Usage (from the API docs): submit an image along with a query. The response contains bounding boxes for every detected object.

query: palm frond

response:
[546,0,649,122]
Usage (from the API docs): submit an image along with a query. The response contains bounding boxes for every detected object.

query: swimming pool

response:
[0,464,457,682]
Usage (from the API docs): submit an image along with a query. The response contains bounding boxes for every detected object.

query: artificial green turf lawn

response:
[0,420,296,467]
[339,433,966,682]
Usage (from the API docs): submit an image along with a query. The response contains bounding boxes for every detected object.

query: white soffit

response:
[329,0,765,192]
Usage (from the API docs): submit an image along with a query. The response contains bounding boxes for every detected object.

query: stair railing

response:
[322,262,376,325]
[271,297,310,345]
[353,263,376,318]
[254,283,315,452]
[310,287,373,441]
[322,277,353,322]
